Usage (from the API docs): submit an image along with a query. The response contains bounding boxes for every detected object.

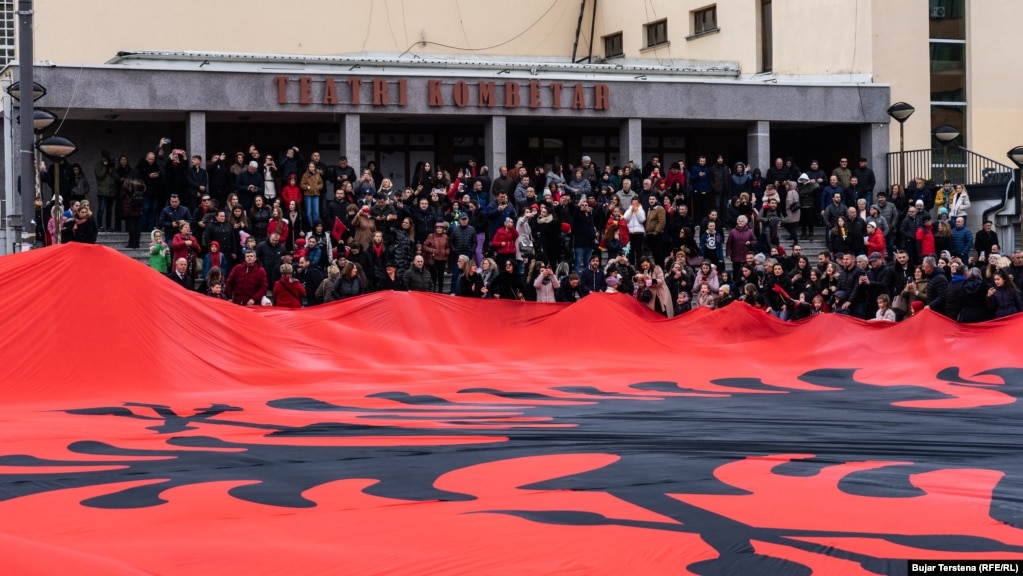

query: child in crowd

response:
[149,230,171,273]
[203,241,227,279]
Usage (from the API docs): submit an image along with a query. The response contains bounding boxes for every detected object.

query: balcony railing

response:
[886,146,1014,189]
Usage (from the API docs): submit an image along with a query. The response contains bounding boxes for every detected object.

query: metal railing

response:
[886,146,1014,189]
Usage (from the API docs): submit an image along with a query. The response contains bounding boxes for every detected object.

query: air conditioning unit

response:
[930,6,946,18]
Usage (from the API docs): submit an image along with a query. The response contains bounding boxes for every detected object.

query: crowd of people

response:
[39,138,1023,322]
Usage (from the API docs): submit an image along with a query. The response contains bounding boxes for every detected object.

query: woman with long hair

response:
[249,195,272,243]
[457,258,486,297]
[987,269,1023,319]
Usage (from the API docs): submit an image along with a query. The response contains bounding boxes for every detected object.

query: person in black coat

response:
[987,269,1023,319]
[203,209,238,264]
[167,258,193,290]
[938,267,991,323]
[63,205,99,244]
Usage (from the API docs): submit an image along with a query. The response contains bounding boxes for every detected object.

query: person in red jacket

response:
[866,221,886,260]
[272,263,306,308]
[170,221,203,280]
[491,217,519,268]
[916,213,936,260]
[226,249,268,305]
[280,174,302,208]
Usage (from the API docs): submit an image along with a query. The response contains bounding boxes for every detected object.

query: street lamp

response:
[5,80,46,103]
[37,135,78,245]
[886,102,915,189]
[1007,146,1023,247]
[33,108,56,131]
[933,124,960,182]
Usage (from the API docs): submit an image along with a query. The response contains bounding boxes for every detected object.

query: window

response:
[0,2,14,65]
[603,32,623,58]
[929,0,965,40]
[928,0,966,146]
[693,5,718,36]
[644,19,668,49]
[759,0,772,72]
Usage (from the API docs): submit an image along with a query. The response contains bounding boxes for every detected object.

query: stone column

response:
[186,111,206,166]
[619,118,642,169]
[860,121,889,193]
[484,115,506,172]
[340,114,361,169]
[746,121,770,173]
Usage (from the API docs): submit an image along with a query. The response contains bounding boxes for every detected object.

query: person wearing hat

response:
[603,274,620,293]
[351,204,376,250]
[866,221,886,260]
[377,260,406,291]
[796,172,820,239]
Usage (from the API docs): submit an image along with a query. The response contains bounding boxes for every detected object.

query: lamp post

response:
[886,102,914,190]
[5,78,46,253]
[31,109,57,244]
[933,124,960,183]
[1008,146,1023,249]
[37,135,78,245]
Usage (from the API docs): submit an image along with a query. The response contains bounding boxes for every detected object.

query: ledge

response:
[686,28,721,41]
[639,42,671,53]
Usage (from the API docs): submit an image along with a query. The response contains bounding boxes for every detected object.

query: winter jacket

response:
[449,222,477,256]
[226,262,267,305]
[492,227,519,256]
[425,231,454,268]
[402,265,433,291]
[725,225,756,263]
[300,172,324,198]
[987,286,1023,319]
[273,277,306,308]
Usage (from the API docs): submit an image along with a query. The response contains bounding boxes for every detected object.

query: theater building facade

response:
[2,51,889,222]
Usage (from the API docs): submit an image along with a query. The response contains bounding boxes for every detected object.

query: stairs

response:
[96,231,150,265]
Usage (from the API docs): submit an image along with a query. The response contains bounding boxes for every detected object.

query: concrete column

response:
[860,122,889,194]
[619,118,642,169]
[746,121,770,173]
[340,113,361,169]
[484,115,506,171]
[186,111,206,165]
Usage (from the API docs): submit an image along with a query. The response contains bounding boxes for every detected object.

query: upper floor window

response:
[645,19,668,49]
[604,32,624,58]
[693,5,718,36]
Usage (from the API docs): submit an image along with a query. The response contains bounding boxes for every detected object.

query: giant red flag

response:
[1,244,1022,575]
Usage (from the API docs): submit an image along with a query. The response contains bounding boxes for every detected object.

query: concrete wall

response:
[32,0,581,63]
[772,0,873,76]
[966,1,1023,163]
[871,0,931,172]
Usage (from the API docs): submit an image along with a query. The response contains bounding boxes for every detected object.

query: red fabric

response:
[281,179,302,206]
[272,277,305,308]
[916,226,935,256]
[491,227,518,255]
[1,244,1022,575]
[868,228,886,258]
[170,233,202,262]
[225,261,267,305]
[267,219,289,240]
